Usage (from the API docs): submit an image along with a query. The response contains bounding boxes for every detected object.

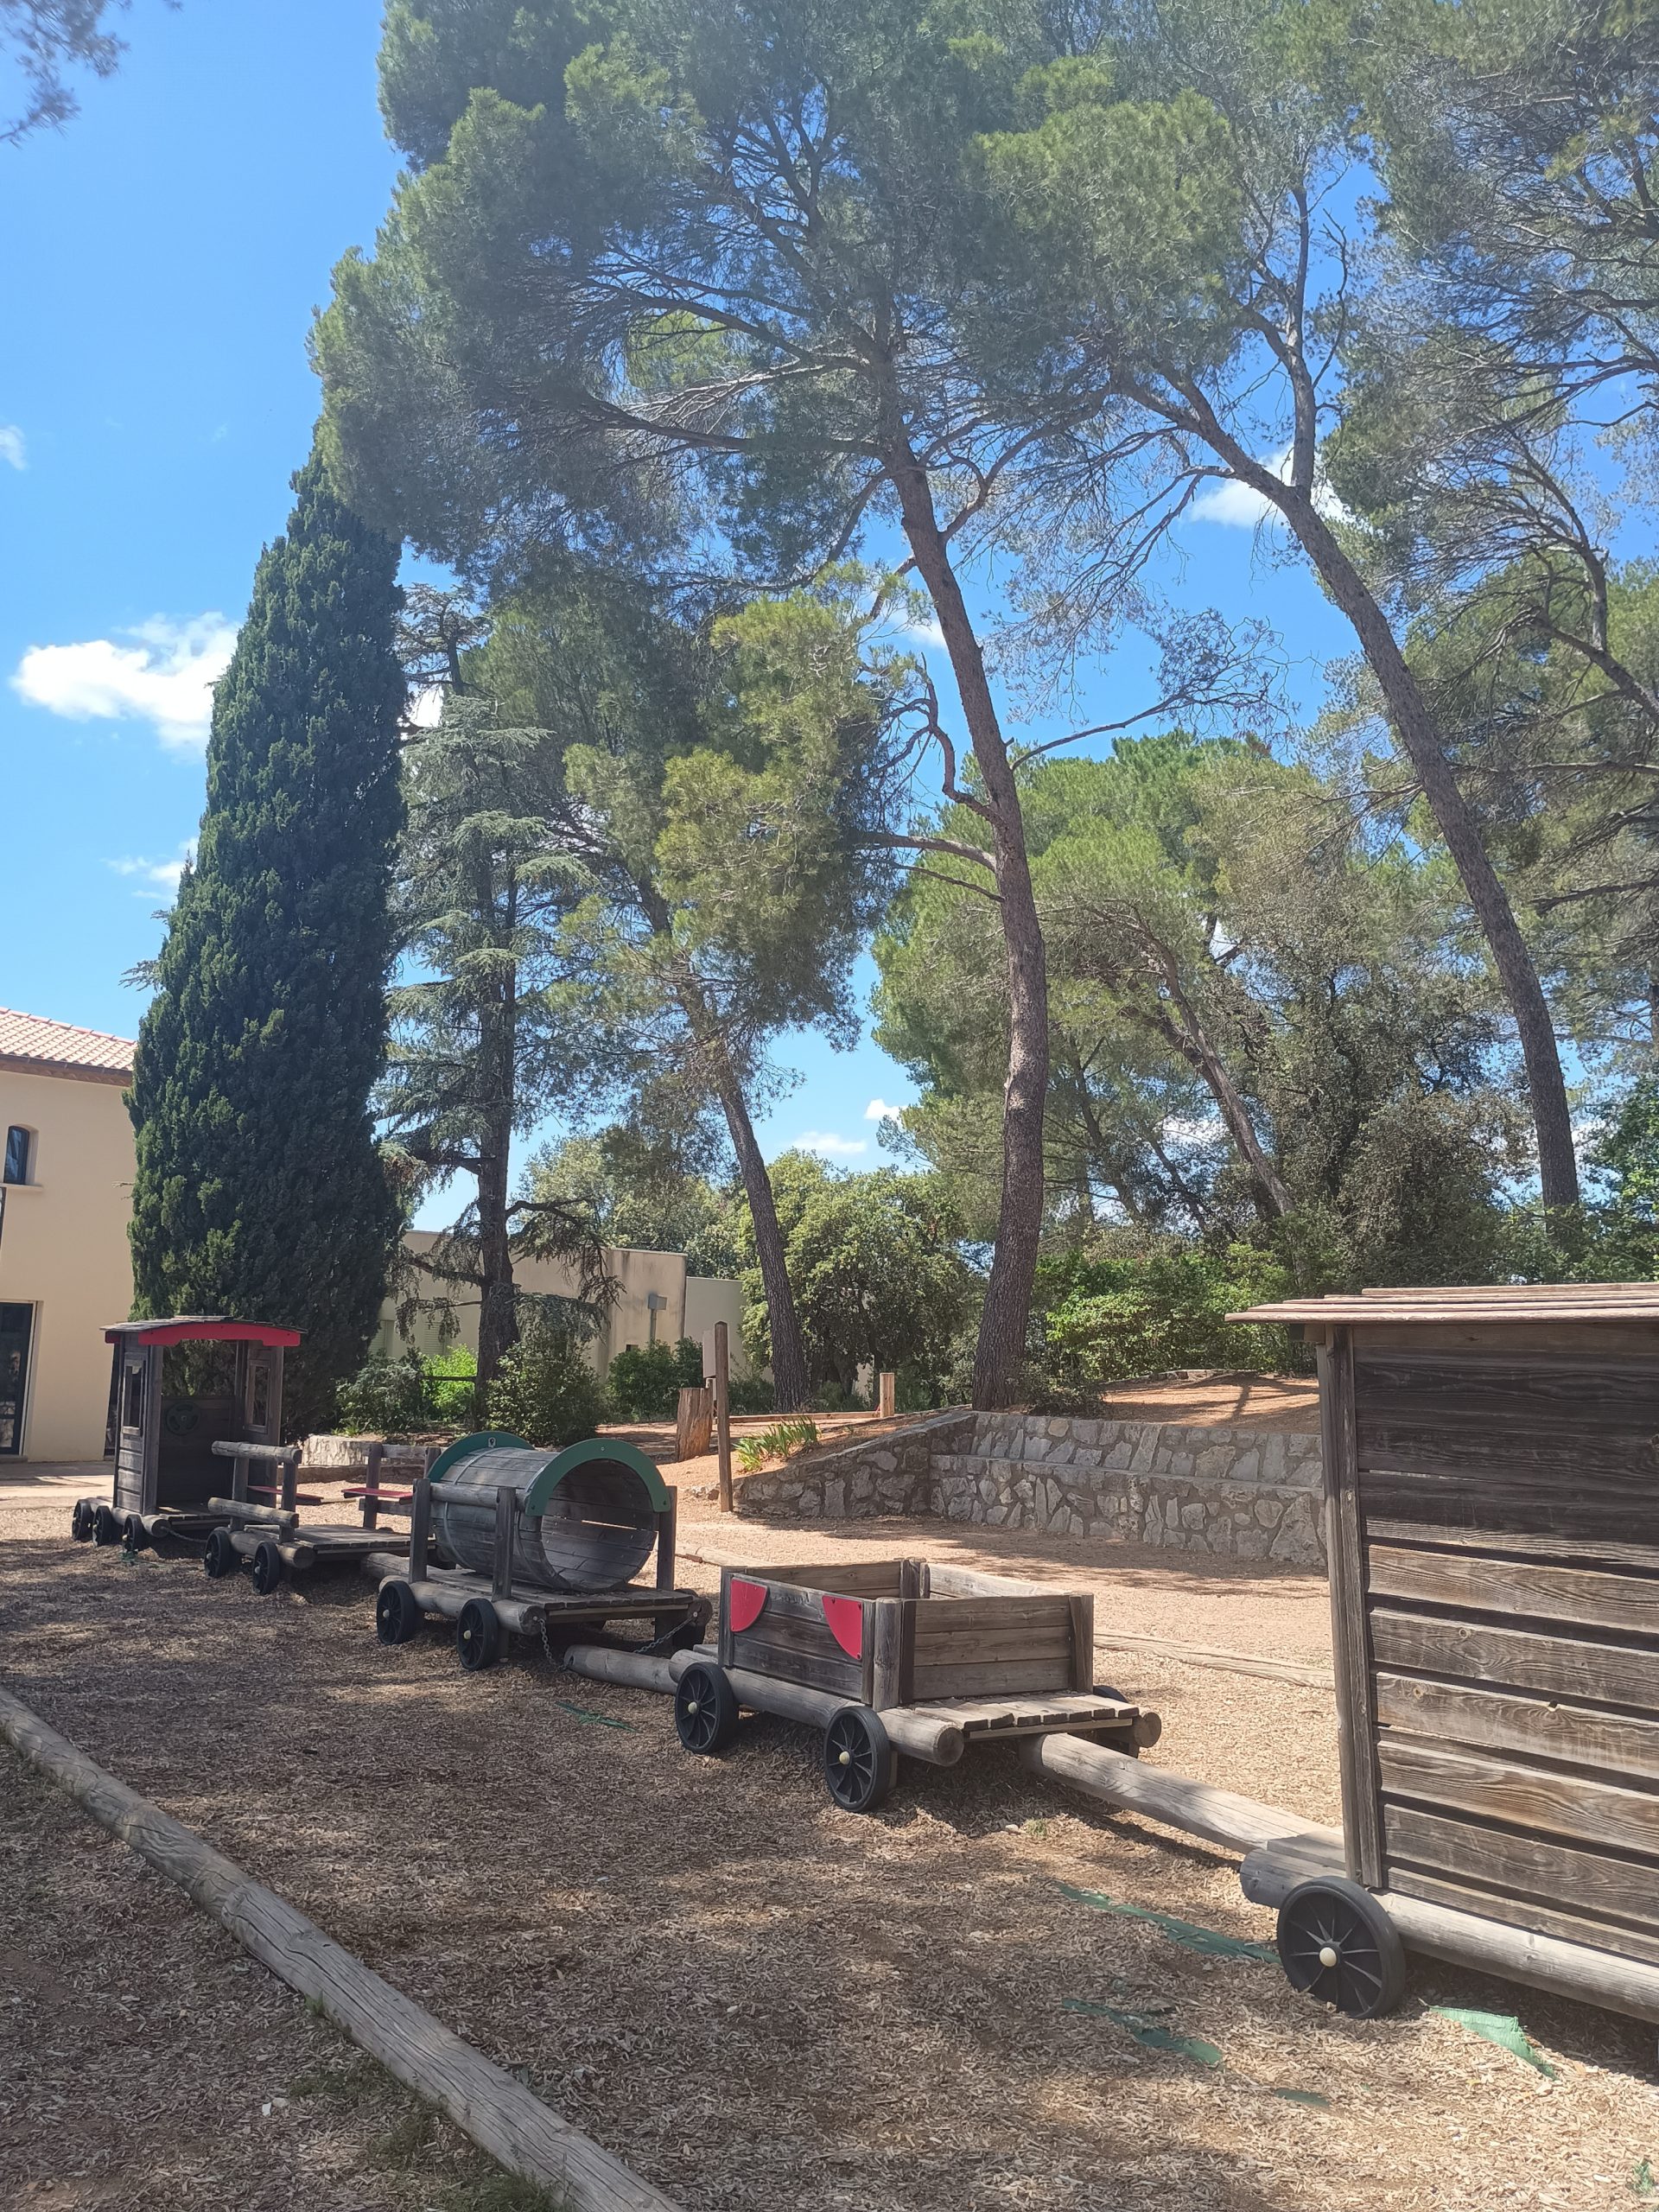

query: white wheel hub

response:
[1319,1944,1339,1969]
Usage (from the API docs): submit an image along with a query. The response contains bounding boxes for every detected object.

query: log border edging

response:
[0,1686,678,2212]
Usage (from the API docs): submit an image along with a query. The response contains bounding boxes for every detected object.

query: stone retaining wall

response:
[734,1407,1326,1567]
[732,1411,977,1521]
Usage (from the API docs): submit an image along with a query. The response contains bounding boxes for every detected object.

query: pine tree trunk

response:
[710,1057,812,1414]
[1269,491,1580,1211]
[884,429,1050,1411]
[474,909,519,1389]
[658,941,812,1413]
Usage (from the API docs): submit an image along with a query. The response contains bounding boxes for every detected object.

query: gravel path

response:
[3,1481,1658,2210]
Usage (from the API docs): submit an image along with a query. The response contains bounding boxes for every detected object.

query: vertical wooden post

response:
[655,1487,678,1592]
[714,1321,733,1515]
[878,1370,895,1419]
[1066,1593,1096,1694]
[716,1566,735,1668]
[1318,1329,1384,1889]
[360,1440,384,1530]
[231,1450,249,1505]
[491,1484,515,1599]
[279,1448,300,1517]
[409,1478,431,1582]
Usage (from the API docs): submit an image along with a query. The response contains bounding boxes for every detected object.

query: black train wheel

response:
[376,1580,423,1647]
[674,1662,739,1754]
[71,1499,95,1542]
[456,1597,502,1671]
[823,1705,896,1814]
[1276,1878,1407,2019]
[251,1540,285,1596]
[202,1526,239,1580]
[121,1513,150,1553]
[92,1504,122,1548]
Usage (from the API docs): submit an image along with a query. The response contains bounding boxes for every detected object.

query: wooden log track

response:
[1018,1731,1330,1855]
[0,1688,679,2212]
[204,1497,298,1530]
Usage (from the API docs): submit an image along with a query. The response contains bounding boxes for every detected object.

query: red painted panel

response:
[728,1577,768,1633]
[104,1319,302,1349]
[821,1594,864,1658]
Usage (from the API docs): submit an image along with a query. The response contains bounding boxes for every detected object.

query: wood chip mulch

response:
[3,1492,1657,2211]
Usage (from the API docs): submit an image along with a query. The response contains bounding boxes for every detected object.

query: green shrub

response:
[485,1324,606,1447]
[1030,1238,1300,1404]
[336,1354,428,1436]
[726,1373,775,1415]
[734,1418,819,1474]
[335,1347,479,1436]
[605,1340,686,1421]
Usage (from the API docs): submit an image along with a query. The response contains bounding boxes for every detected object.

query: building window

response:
[3,1127,31,1185]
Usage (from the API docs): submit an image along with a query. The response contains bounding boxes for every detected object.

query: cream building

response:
[378,1229,748,1382]
[0,1004,747,1463]
[0,1009,137,1463]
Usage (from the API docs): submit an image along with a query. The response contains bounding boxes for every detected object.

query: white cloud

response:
[408,683,445,728]
[108,845,194,897]
[12,613,236,753]
[902,612,945,648]
[0,424,25,471]
[797,1130,868,1159]
[1190,442,1351,530]
[1191,445,1294,529]
[1163,1115,1226,1147]
[864,1096,905,1122]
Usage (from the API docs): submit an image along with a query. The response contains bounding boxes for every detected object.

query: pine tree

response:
[127,448,407,1434]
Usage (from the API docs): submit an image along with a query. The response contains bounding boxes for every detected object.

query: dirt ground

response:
[3,1453,1658,2209]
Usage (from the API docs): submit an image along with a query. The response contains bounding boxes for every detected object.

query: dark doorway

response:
[0,1304,34,1455]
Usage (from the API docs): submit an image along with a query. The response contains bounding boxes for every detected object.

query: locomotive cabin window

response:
[123,1359,146,1433]
[3,1125,32,1184]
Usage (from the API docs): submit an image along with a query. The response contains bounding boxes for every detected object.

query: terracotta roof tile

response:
[0,1006,135,1083]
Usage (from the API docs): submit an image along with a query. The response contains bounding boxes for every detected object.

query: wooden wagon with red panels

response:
[669,1558,1160,1812]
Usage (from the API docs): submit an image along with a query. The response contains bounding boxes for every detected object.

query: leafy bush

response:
[1031,1238,1300,1402]
[335,1346,480,1436]
[606,1337,703,1421]
[726,1373,776,1415]
[485,1323,606,1447]
[734,1418,820,1474]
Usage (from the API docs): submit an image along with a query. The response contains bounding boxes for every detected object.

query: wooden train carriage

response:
[73,1317,298,1545]
[716,1558,1097,1713]
[676,1558,1151,1813]
[1234,1282,1659,2022]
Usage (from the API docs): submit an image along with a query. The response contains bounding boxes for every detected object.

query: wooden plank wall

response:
[1352,1341,1659,1958]
[909,1594,1080,1701]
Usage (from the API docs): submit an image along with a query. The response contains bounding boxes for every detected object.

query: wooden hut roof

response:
[1231,1283,1659,1326]
[104,1317,302,1348]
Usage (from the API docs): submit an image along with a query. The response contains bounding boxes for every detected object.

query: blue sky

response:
[1,0,1354,1209]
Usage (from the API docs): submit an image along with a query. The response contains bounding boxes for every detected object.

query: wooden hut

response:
[99,1316,298,1522]
[1231,1283,1659,2024]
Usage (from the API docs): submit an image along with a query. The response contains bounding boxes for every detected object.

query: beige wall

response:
[378,1231,747,1379]
[0,1068,134,1461]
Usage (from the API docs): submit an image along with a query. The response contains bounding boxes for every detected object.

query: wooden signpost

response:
[713,1320,733,1514]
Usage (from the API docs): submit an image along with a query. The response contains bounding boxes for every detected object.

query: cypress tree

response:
[128,448,406,1433]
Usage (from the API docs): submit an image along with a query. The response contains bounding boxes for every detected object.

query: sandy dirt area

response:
[3,1427,1657,2209]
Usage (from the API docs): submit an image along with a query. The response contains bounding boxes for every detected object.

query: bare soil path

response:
[3,1466,1656,2210]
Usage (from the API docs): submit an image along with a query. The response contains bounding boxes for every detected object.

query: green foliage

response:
[726,1373,776,1416]
[525,1130,742,1278]
[734,1419,820,1475]
[336,1349,480,1437]
[1035,1238,1299,1394]
[127,449,405,1436]
[734,1154,976,1403]
[383,679,607,1381]
[605,1337,702,1422]
[483,1318,607,1446]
